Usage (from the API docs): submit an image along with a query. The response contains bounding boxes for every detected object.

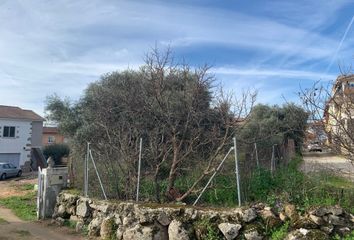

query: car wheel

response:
[17,170,22,177]
[0,173,6,180]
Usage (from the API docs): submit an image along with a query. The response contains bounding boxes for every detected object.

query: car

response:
[0,162,22,180]
[308,142,322,152]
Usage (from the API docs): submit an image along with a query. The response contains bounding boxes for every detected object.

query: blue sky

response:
[0,0,353,116]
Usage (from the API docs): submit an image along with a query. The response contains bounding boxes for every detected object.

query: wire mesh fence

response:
[68,137,297,206]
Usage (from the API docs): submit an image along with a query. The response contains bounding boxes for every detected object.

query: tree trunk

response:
[166,140,179,198]
[153,166,161,203]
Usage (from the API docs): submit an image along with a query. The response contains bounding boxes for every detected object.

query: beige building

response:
[324,74,354,152]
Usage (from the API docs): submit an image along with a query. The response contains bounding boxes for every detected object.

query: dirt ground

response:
[0,174,84,240]
[0,174,37,199]
[301,152,354,181]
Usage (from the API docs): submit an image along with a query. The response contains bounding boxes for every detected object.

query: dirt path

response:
[301,152,354,181]
[0,175,84,240]
[0,175,37,199]
[0,207,83,240]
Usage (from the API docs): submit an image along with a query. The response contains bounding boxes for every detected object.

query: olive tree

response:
[46,48,256,202]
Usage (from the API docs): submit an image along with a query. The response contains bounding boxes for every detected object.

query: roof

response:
[336,74,354,83]
[0,105,44,121]
[43,127,59,134]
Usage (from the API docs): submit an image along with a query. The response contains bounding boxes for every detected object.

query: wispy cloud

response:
[214,67,336,81]
[0,0,353,115]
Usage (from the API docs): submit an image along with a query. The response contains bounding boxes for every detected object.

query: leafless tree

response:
[300,72,354,162]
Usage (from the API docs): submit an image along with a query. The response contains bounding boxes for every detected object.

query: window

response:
[3,126,15,138]
[48,136,56,143]
[3,164,10,169]
[8,163,16,169]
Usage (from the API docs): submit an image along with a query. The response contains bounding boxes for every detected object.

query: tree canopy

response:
[46,49,255,201]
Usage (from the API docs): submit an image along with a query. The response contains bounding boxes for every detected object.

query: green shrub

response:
[194,218,222,240]
[270,222,289,240]
[43,143,70,165]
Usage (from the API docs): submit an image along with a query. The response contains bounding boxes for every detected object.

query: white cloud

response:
[0,0,352,115]
[213,67,336,81]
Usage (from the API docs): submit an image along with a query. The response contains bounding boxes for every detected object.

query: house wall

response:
[42,133,65,146]
[0,118,32,168]
[31,121,43,147]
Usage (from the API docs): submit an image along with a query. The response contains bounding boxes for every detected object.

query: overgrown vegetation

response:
[239,103,308,154]
[194,218,223,240]
[247,155,354,213]
[18,183,35,191]
[45,48,257,202]
[333,230,354,240]
[0,191,37,221]
[270,222,289,240]
[63,219,77,229]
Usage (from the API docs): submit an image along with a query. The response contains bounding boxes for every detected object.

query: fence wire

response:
[69,138,296,206]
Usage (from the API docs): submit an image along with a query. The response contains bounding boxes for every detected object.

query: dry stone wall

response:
[53,192,354,239]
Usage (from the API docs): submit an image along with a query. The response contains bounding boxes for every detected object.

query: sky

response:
[0,0,353,116]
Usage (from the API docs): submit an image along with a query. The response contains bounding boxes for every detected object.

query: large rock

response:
[88,217,103,237]
[100,217,116,239]
[309,214,325,225]
[327,206,343,216]
[244,230,263,240]
[63,194,78,206]
[293,217,317,229]
[153,222,169,240]
[76,199,91,218]
[218,223,242,240]
[320,225,334,234]
[285,228,329,240]
[185,208,198,220]
[168,220,190,240]
[243,208,257,223]
[244,223,263,240]
[326,215,346,226]
[157,212,171,226]
[123,224,153,240]
[260,209,281,228]
[57,204,70,219]
[284,204,299,222]
[310,206,343,217]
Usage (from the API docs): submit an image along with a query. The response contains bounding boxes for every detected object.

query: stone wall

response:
[53,192,354,239]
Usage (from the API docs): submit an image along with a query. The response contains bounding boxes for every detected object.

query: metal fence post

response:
[136,138,143,202]
[84,142,90,197]
[254,142,259,168]
[271,144,275,174]
[89,149,108,200]
[233,137,241,207]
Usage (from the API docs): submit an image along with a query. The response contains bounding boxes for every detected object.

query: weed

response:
[270,222,289,240]
[64,219,77,229]
[18,183,35,191]
[0,191,37,221]
[194,218,222,240]
[332,230,354,240]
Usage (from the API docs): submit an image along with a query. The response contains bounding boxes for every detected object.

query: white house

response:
[0,105,45,171]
